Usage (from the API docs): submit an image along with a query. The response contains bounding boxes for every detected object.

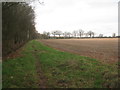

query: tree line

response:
[42,30,117,39]
[2,2,40,57]
[2,2,117,57]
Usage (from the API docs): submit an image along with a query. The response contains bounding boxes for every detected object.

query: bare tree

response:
[55,30,62,37]
[112,33,116,37]
[73,30,78,38]
[78,29,84,38]
[67,32,71,38]
[84,33,88,37]
[87,31,94,38]
[92,32,95,37]
[99,34,103,37]
[63,32,67,39]
[63,32,71,38]
[43,31,50,39]
[47,32,50,38]
[51,31,57,38]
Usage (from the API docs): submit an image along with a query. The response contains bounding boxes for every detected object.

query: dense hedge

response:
[2,2,39,57]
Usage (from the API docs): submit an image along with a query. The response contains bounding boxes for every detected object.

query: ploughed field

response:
[39,38,119,64]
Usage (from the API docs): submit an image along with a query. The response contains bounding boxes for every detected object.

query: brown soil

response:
[38,38,119,64]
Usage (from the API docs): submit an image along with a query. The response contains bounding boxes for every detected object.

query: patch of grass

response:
[3,41,39,88]
[3,40,118,88]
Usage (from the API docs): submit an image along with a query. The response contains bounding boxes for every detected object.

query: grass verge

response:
[3,40,118,88]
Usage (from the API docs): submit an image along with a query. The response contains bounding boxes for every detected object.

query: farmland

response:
[39,38,119,64]
[2,1,119,89]
[3,39,119,88]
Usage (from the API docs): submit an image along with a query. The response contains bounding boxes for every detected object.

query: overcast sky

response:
[34,0,119,36]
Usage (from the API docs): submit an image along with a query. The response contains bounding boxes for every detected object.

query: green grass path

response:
[3,40,118,88]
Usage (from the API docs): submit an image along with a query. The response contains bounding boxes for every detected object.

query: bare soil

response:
[39,38,119,64]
